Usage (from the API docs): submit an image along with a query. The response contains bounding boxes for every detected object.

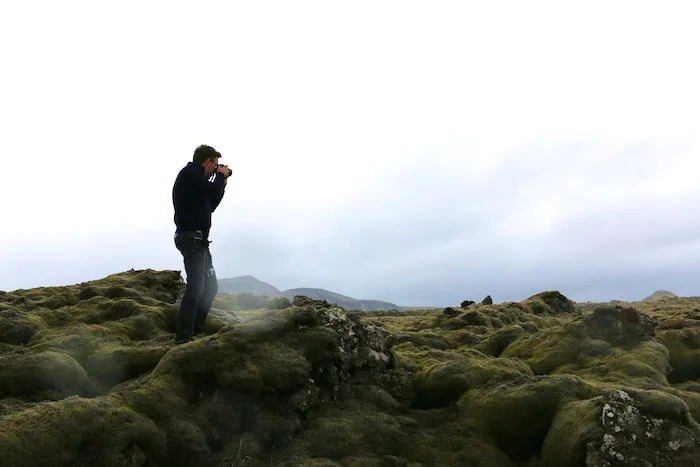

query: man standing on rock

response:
[171,144,231,344]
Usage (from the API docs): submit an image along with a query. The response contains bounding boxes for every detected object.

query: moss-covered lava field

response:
[1,269,700,466]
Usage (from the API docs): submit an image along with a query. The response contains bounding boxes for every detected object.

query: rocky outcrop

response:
[294,297,412,404]
[528,291,577,315]
[586,390,700,466]
[584,305,657,347]
[482,295,493,305]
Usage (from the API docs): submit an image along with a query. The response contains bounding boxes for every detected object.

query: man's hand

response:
[217,164,231,177]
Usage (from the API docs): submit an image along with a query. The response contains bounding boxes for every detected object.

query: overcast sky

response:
[1,1,699,306]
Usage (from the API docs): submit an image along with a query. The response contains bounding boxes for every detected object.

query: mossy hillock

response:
[2,274,700,466]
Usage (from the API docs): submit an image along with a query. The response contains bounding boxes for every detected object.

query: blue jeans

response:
[174,231,218,342]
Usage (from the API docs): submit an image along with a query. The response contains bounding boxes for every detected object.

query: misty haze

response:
[1,3,698,307]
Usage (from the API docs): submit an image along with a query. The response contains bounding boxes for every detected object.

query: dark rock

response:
[482,295,493,305]
[461,300,475,308]
[586,390,700,467]
[307,304,398,402]
[443,307,458,316]
[584,306,657,347]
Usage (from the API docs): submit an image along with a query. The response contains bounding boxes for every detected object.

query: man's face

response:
[203,157,219,176]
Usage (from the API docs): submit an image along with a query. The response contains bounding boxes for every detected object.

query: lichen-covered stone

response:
[540,388,700,467]
[585,389,700,466]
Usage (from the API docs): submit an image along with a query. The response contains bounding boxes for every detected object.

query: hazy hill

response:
[216,274,282,297]
[2,269,700,466]
[280,287,400,311]
[643,290,679,302]
[218,275,402,311]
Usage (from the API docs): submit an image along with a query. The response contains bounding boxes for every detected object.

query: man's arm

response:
[189,169,226,202]
[210,173,226,212]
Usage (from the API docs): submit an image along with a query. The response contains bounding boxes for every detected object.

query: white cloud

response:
[1,1,699,301]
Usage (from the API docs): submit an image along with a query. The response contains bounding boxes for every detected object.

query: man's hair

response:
[192,145,222,165]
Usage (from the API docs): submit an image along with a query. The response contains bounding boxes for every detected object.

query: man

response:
[171,144,231,344]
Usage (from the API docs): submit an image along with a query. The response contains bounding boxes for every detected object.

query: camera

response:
[216,164,232,177]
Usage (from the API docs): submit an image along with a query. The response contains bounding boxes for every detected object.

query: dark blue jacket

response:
[172,162,226,237]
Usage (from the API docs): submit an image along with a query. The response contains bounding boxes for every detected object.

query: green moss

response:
[539,397,603,467]
[5,270,700,466]
[159,418,211,466]
[624,387,700,425]
[394,343,533,408]
[0,308,42,345]
[199,307,241,334]
[0,350,97,400]
[35,288,80,310]
[30,323,109,366]
[405,414,518,467]
[546,339,671,390]
[657,328,700,384]
[474,324,529,356]
[459,374,596,463]
[291,412,413,461]
[0,395,167,467]
[523,291,576,315]
[213,292,293,312]
[86,342,170,388]
[215,341,311,394]
[501,319,671,388]
[500,323,592,374]
[665,386,700,424]
[123,372,191,421]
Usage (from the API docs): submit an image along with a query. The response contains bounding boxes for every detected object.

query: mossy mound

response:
[522,291,577,316]
[656,322,700,385]
[365,299,562,364]
[459,374,597,463]
[0,308,41,344]
[393,342,533,409]
[501,306,672,388]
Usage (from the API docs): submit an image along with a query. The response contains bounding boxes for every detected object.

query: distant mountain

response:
[217,275,282,297]
[281,287,400,311]
[217,275,401,311]
[643,290,678,302]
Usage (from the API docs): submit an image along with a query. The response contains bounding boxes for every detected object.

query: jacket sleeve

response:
[190,170,226,210]
[210,173,226,212]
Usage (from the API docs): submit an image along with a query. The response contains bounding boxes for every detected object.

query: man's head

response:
[193,144,222,176]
